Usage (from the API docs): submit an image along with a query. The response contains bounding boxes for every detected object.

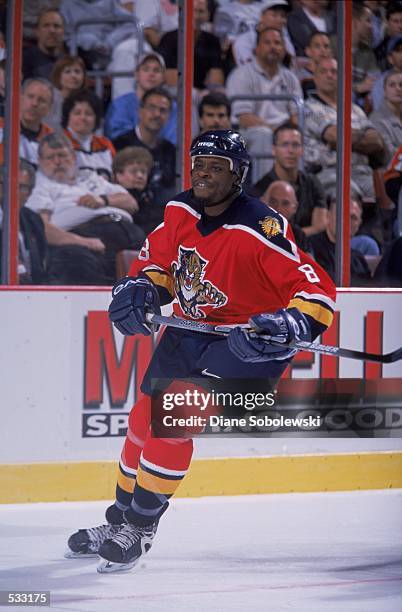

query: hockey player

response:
[67,130,336,572]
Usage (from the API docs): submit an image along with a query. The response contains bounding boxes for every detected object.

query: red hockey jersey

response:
[130,190,336,337]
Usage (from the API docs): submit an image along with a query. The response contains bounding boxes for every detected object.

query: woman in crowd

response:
[46,55,86,128]
[62,89,115,180]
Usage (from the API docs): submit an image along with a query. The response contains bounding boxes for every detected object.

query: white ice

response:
[0,490,402,612]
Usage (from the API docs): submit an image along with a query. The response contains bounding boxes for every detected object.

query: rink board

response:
[1,287,402,503]
[1,452,402,503]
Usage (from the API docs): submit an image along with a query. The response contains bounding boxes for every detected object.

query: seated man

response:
[22,9,66,81]
[0,78,54,167]
[304,58,386,199]
[25,132,144,285]
[253,123,328,237]
[112,87,176,204]
[226,27,302,182]
[231,1,295,67]
[105,52,177,145]
[112,146,164,236]
[309,197,376,286]
[158,0,225,91]
[0,160,48,284]
[198,92,232,133]
[262,180,312,253]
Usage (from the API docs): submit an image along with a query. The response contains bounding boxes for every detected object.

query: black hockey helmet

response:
[190,130,250,184]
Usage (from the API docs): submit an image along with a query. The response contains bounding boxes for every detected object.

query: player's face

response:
[191,156,235,206]
[273,130,303,169]
[199,105,231,131]
[39,143,76,183]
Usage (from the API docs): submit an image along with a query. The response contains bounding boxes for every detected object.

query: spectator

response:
[19,78,54,168]
[46,55,86,129]
[213,0,266,46]
[370,69,402,164]
[287,0,336,57]
[253,123,328,237]
[62,89,115,180]
[296,31,333,98]
[139,0,179,50]
[60,0,140,70]
[231,1,295,68]
[352,2,380,111]
[262,180,312,253]
[383,145,402,236]
[113,146,164,235]
[304,58,386,199]
[226,26,302,182]
[375,2,402,71]
[25,132,144,285]
[309,198,374,285]
[0,161,48,284]
[363,0,386,48]
[22,9,66,81]
[105,52,177,145]
[0,58,5,117]
[23,1,62,43]
[373,236,402,286]
[198,92,232,132]
[112,87,176,204]
[158,0,225,91]
[372,35,402,111]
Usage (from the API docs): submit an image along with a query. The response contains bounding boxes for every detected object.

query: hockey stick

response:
[145,313,402,364]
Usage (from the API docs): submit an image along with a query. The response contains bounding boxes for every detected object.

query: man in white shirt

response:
[26,132,144,284]
[226,26,302,181]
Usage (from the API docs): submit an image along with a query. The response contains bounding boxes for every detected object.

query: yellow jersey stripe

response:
[288,298,334,328]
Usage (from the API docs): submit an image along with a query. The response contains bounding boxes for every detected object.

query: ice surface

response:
[0,490,401,611]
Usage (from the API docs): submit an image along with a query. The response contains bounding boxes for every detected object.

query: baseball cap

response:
[387,35,402,55]
[137,52,166,70]
[261,0,290,12]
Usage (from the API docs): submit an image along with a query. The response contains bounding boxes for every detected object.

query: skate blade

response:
[64,549,99,559]
[97,557,139,574]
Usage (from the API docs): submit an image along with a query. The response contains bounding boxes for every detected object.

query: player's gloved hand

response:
[227,308,311,363]
[108,275,161,336]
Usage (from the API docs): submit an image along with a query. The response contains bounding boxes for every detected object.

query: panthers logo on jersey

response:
[171,246,227,319]
[259,216,282,239]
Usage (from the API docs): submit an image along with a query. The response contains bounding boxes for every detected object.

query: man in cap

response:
[105,52,177,145]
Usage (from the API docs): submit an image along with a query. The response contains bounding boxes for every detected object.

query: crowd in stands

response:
[0,0,402,287]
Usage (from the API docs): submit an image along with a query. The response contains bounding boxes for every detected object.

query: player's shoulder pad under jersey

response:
[165,190,199,216]
[232,194,298,258]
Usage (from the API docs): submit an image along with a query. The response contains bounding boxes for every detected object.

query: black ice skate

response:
[97,521,158,573]
[65,504,125,558]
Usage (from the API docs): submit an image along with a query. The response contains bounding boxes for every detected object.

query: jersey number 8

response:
[298,264,320,283]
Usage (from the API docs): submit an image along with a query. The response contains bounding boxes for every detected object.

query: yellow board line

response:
[1,451,402,503]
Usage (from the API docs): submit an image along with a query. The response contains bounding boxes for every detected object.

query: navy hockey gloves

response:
[108,276,161,336]
[228,308,311,363]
